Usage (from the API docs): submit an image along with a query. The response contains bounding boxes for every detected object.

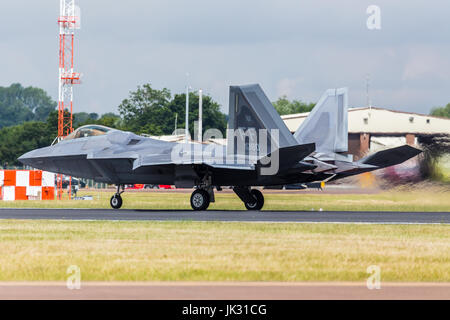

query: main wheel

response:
[110,194,123,210]
[245,189,264,211]
[190,189,211,211]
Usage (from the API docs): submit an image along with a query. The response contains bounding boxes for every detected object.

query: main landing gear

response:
[110,185,124,210]
[189,186,265,211]
[233,187,265,211]
[244,189,265,211]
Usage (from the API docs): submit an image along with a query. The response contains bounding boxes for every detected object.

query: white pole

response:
[175,113,178,133]
[185,86,189,144]
[198,89,203,143]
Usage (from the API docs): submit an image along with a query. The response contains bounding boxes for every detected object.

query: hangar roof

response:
[282,107,450,135]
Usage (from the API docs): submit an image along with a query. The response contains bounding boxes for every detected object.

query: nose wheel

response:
[110,194,123,210]
[110,184,124,210]
[190,189,211,211]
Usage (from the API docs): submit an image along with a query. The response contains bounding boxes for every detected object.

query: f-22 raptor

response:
[19,84,421,211]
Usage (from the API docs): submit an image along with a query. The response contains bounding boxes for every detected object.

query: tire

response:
[110,194,123,210]
[190,189,210,211]
[245,189,264,211]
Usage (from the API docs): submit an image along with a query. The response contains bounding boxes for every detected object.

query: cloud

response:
[402,47,450,82]
[276,77,304,98]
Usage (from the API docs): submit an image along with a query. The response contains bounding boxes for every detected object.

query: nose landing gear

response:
[110,185,125,210]
[190,189,211,211]
[189,174,216,211]
[110,194,123,209]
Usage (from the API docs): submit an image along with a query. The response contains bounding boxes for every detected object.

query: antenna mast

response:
[198,89,203,143]
[57,0,81,199]
[366,74,372,110]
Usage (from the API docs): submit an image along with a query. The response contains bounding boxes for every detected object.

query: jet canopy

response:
[65,125,113,141]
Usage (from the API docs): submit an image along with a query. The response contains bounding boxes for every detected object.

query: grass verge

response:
[0,220,448,282]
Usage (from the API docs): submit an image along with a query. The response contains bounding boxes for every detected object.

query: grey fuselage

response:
[19,129,315,188]
[19,83,423,189]
[19,126,422,189]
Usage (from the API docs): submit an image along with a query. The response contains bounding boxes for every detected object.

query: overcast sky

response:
[0,0,449,115]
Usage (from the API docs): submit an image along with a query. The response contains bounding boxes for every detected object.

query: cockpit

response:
[64,125,112,141]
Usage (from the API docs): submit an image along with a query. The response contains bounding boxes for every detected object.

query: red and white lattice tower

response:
[57,0,81,199]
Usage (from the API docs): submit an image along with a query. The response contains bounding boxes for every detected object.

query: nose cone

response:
[18,147,52,170]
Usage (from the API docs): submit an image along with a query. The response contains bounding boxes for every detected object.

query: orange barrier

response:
[0,170,55,201]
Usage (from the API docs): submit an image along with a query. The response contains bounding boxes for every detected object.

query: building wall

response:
[406,134,416,146]
[348,133,371,160]
[282,107,449,159]
[348,134,362,158]
[349,108,450,135]
[282,108,450,136]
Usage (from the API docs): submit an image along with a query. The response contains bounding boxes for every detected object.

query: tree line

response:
[431,103,450,118]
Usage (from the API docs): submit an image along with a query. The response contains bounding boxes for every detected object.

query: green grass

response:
[442,168,450,183]
[0,221,448,282]
[439,155,450,183]
[0,190,449,212]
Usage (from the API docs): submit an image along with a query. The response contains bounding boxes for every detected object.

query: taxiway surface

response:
[0,208,448,224]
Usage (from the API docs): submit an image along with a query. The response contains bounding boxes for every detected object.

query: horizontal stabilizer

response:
[258,143,316,172]
[360,145,422,168]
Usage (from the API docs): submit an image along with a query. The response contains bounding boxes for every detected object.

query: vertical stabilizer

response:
[228,84,297,157]
[294,88,348,153]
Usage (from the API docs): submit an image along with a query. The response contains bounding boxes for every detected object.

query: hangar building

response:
[282,107,450,160]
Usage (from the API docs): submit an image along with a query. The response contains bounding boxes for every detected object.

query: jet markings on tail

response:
[295,88,348,153]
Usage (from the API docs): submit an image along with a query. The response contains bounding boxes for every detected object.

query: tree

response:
[73,112,103,127]
[0,83,56,128]
[430,103,450,118]
[118,84,227,137]
[273,96,315,116]
[0,121,55,167]
[95,113,122,128]
[0,109,64,166]
[118,84,172,135]
[46,110,60,137]
[74,112,122,129]
[89,113,99,121]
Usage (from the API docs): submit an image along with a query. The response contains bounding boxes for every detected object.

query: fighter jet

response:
[19,84,421,211]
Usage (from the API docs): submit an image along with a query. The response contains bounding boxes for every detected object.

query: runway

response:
[0,208,448,224]
[0,282,449,300]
